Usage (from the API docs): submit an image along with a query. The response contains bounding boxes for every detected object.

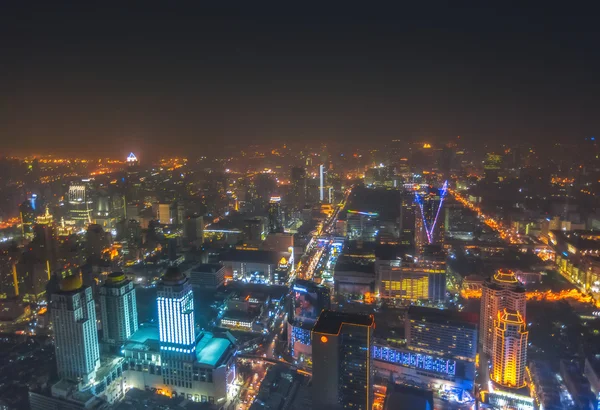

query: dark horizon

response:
[2,3,600,156]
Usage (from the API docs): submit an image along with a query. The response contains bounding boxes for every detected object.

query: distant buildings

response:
[480,269,526,356]
[99,272,138,346]
[50,274,100,384]
[312,310,375,410]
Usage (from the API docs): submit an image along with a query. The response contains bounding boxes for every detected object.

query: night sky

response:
[1,3,600,156]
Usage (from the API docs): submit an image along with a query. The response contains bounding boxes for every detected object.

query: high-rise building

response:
[19,199,35,240]
[319,164,325,202]
[99,272,138,346]
[414,182,447,255]
[312,310,375,410]
[268,196,283,233]
[491,308,528,388]
[405,306,477,360]
[157,266,197,387]
[157,203,172,225]
[290,167,306,211]
[68,182,93,226]
[480,269,526,355]
[184,214,204,245]
[50,274,100,384]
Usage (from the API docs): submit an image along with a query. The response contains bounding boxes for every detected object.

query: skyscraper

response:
[491,308,528,388]
[99,272,138,346]
[312,310,375,410]
[319,164,325,202]
[268,196,283,233]
[480,269,526,356]
[19,199,35,240]
[157,266,197,387]
[68,182,93,226]
[290,167,306,211]
[50,274,100,384]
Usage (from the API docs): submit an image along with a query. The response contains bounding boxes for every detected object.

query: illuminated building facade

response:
[414,181,447,256]
[287,280,330,362]
[480,269,526,356]
[376,258,446,304]
[405,306,477,360]
[491,309,528,388]
[157,267,197,362]
[68,182,93,226]
[50,275,100,384]
[100,272,138,346]
[312,310,375,410]
[118,266,236,403]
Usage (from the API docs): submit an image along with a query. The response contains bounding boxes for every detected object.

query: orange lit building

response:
[491,309,528,388]
[480,269,526,356]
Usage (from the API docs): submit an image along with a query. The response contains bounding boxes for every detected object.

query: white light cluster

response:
[158,290,195,347]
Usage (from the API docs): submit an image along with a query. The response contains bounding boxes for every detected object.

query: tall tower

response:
[319,164,325,202]
[312,310,375,410]
[50,274,100,384]
[157,266,197,387]
[492,308,528,388]
[268,196,283,233]
[99,272,138,346]
[414,181,447,255]
[480,269,526,356]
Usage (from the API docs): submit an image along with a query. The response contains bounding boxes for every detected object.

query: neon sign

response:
[373,345,456,376]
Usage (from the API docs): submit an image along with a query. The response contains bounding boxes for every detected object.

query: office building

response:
[376,254,446,305]
[414,182,447,256]
[189,263,227,289]
[157,266,197,362]
[287,280,330,362]
[19,199,35,240]
[491,309,528,388]
[268,196,284,233]
[405,306,477,360]
[121,266,236,403]
[157,203,172,225]
[68,183,93,226]
[50,274,100,384]
[99,272,138,346]
[480,269,526,355]
[184,214,204,245]
[312,310,375,410]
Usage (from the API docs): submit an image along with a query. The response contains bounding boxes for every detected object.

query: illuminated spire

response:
[127,152,138,163]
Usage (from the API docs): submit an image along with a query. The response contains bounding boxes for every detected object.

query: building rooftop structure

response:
[312,310,374,335]
[407,306,478,328]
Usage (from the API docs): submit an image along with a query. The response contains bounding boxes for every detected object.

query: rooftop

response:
[195,332,233,367]
[312,310,374,335]
[190,263,224,273]
[407,306,478,327]
[221,249,282,264]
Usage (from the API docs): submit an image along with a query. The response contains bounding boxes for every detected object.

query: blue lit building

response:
[120,266,237,404]
[414,181,447,256]
[157,266,196,361]
[287,279,330,364]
